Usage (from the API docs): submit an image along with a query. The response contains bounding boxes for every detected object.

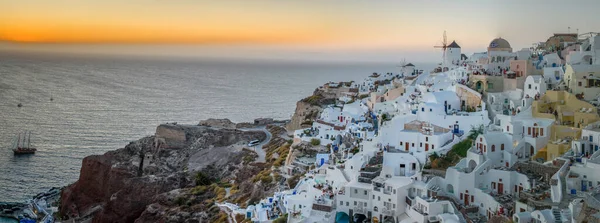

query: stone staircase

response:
[552,208,562,222]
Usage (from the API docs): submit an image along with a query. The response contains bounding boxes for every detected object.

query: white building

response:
[430,131,536,220]
[445,41,462,66]
[523,75,547,98]
[542,67,564,90]
[542,53,562,68]
[487,38,516,74]
[566,34,600,65]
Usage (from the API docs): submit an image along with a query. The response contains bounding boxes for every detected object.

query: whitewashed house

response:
[523,75,547,98]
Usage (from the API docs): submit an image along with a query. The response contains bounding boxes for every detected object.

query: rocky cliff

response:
[59,121,276,223]
[286,88,338,132]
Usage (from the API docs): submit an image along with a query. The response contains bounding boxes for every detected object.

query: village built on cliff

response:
[219,33,600,223]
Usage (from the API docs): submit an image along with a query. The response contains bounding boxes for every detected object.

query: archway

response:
[447,184,454,194]
[335,212,350,223]
[467,160,477,173]
[476,81,483,91]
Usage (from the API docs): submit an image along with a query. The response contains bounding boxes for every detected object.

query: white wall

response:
[446,47,462,66]
[523,76,546,98]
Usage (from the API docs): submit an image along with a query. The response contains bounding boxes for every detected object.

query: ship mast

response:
[28,131,31,148]
[19,133,27,147]
[17,133,21,148]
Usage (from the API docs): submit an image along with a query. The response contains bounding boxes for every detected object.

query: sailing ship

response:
[13,131,37,155]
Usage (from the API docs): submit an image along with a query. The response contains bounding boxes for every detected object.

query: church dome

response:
[489,38,511,49]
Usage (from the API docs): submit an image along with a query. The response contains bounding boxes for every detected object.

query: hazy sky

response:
[1,0,600,62]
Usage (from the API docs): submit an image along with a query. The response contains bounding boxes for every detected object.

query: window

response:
[420,143,422,147]
[412,143,414,147]
[412,163,416,170]
[340,201,343,205]
[472,196,474,202]
[354,189,358,194]
[528,127,531,135]
[400,142,403,145]
[346,202,349,206]
[354,201,357,205]
[460,193,463,199]
[364,190,367,195]
[528,84,532,89]
[374,206,378,212]
[492,145,495,152]
[432,145,435,150]
[393,204,396,208]
[394,189,396,194]
[501,144,505,150]
[507,126,510,132]
[430,108,432,112]
[378,196,380,201]
[540,128,544,136]
[426,137,428,142]
[579,82,582,87]
[422,107,425,112]
[484,145,487,152]
[535,86,537,90]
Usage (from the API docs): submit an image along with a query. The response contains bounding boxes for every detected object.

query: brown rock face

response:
[59,124,267,222]
[93,173,188,223]
[60,154,133,219]
[286,88,338,133]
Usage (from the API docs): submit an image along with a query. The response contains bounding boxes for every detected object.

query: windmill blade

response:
[443,31,447,47]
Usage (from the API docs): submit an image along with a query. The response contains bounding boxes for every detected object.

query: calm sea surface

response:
[0,51,421,202]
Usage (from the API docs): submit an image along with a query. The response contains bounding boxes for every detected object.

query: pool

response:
[0,217,17,223]
[315,175,326,184]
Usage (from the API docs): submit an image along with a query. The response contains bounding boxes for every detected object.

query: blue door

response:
[582,180,588,191]
[320,158,325,166]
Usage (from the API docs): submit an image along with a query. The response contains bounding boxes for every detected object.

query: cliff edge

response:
[59,122,273,222]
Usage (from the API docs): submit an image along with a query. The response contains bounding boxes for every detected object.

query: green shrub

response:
[310,138,321,146]
[174,196,187,206]
[195,172,213,186]
[191,185,208,195]
[260,175,272,184]
[273,214,288,223]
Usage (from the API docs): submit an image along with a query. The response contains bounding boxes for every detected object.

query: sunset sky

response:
[2,0,600,62]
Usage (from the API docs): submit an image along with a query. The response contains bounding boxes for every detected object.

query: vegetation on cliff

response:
[426,125,484,170]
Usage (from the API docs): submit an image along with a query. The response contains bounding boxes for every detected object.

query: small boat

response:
[17,103,23,107]
[13,131,37,155]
